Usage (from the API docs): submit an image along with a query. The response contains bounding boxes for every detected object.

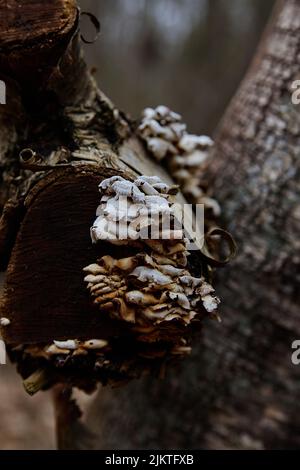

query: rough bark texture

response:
[85,0,300,450]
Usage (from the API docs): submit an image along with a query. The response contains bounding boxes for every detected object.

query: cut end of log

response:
[0,0,79,87]
[0,0,78,49]
[1,166,128,345]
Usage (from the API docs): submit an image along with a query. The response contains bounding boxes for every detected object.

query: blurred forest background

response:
[81,0,275,133]
[0,0,274,449]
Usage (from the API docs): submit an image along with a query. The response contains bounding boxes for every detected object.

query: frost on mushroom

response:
[90,175,180,248]
[138,105,221,217]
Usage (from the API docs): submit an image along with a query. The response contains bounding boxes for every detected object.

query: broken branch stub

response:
[0,0,233,393]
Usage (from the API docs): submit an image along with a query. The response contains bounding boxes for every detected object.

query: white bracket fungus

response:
[83,173,220,345]
[25,338,109,360]
[0,317,11,326]
[90,175,183,253]
[84,252,220,332]
[138,105,221,217]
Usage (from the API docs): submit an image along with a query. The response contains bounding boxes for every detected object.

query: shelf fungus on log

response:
[138,105,221,217]
[79,175,221,375]
[84,175,220,335]
[6,173,223,393]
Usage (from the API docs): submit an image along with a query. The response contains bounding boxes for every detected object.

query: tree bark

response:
[85,0,300,449]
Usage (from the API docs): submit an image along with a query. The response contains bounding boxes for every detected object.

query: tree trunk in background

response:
[87,0,300,449]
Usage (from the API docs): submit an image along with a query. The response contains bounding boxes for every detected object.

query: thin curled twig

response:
[80,12,101,44]
[202,227,237,267]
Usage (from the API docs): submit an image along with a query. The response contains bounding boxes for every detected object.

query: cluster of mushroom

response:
[91,175,180,248]
[15,174,220,390]
[84,175,220,346]
[17,339,111,374]
[138,105,221,217]
[23,338,110,359]
[84,254,219,333]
